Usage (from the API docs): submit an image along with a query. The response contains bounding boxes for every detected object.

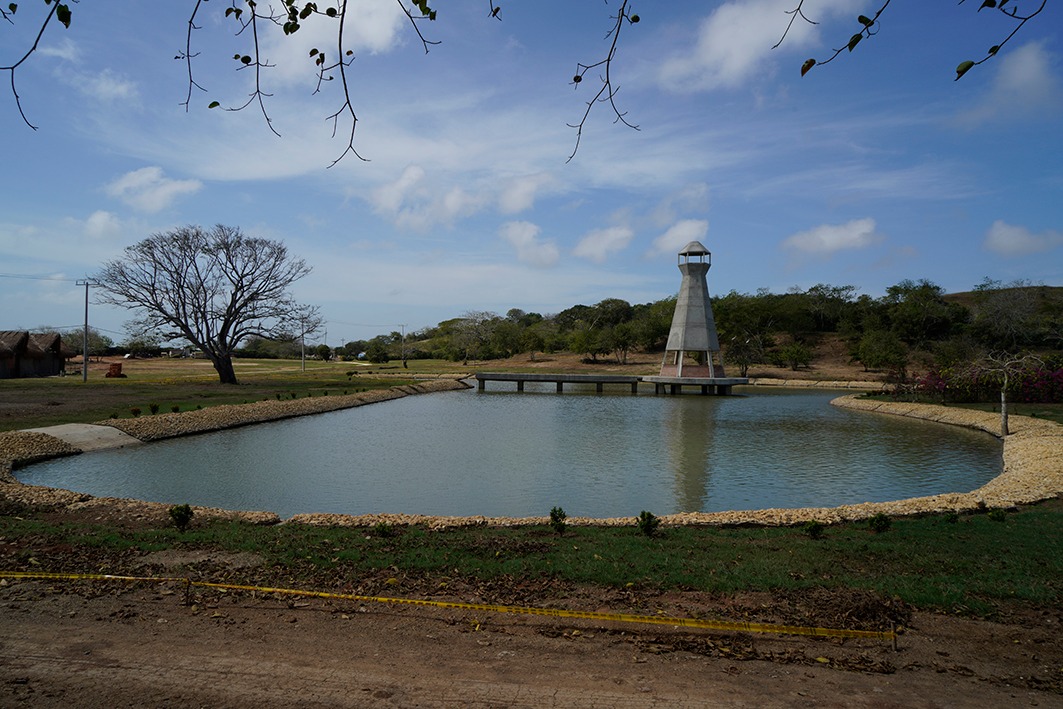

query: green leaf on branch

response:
[55,3,71,28]
[208,101,220,108]
[7,3,16,15]
[801,58,816,77]
[988,45,1000,56]
[979,0,997,10]
[857,14,873,26]
[955,60,975,80]
[240,55,252,65]
[847,33,862,52]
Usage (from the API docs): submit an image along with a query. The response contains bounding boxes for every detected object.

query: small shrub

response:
[169,504,194,532]
[171,405,181,413]
[942,510,960,524]
[371,521,396,538]
[195,404,202,410]
[149,403,160,415]
[636,510,660,537]
[987,508,1007,523]
[276,393,283,400]
[129,407,142,417]
[868,513,892,534]
[109,412,118,419]
[802,520,826,540]
[549,506,568,536]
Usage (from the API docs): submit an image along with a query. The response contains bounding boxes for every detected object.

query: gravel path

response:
[2,385,1060,529]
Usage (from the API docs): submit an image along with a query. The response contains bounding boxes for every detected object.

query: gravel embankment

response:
[2,385,1060,529]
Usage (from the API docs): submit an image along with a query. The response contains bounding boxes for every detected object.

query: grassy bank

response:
[860,393,1063,426]
[2,500,1059,618]
[0,357,426,431]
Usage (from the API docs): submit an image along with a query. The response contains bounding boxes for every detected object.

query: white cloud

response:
[959,42,1063,126]
[574,226,634,263]
[259,0,407,85]
[369,166,489,230]
[371,165,426,214]
[983,220,1063,256]
[38,37,79,61]
[105,167,202,213]
[76,69,138,101]
[648,219,709,257]
[84,211,123,239]
[658,0,859,92]
[500,221,559,268]
[782,218,881,254]
[498,173,556,214]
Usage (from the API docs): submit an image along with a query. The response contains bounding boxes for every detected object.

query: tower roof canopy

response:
[678,240,710,256]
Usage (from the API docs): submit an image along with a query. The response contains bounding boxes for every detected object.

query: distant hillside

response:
[944,285,1063,311]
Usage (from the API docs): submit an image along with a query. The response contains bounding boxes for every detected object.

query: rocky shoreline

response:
[2,383,1060,530]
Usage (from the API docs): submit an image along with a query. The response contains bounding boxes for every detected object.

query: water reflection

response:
[663,393,715,512]
[17,386,1002,518]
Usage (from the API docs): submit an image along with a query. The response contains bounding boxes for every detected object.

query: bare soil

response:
[2,504,1061,707]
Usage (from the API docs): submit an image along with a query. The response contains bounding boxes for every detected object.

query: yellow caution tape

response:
[0,570,895,641]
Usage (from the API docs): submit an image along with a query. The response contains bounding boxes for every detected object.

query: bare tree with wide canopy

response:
[96,224,314,384]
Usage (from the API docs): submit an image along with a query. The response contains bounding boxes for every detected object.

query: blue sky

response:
[2,1,1061,346]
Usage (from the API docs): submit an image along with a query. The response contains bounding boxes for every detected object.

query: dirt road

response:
[2,576,1058,708]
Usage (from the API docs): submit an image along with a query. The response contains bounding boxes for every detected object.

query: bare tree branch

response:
[784,0,1047,81]
[567,0,641,162]
[0,0,64,130]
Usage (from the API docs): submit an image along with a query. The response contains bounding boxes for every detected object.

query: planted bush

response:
[129,407,142,417]
[549,506,568,536]
[802,520,826,540]
[868,513,892,534]
[169,503,194,532]
[636,510,660,537]
[149,403,160,415]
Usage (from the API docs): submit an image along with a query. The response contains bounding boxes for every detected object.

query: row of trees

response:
[84,223,1059,389]
[332,278,1061,380]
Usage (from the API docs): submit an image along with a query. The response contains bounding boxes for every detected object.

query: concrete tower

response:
[659,240,725,378]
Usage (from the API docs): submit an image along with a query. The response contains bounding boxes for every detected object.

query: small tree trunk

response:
[1000,387,1009,436]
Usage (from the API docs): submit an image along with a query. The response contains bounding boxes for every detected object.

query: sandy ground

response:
[1,568,1060,708]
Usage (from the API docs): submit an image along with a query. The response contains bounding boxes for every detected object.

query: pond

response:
[17,386,1002,519]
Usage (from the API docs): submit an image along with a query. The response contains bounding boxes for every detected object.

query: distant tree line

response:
[305,278,1061,388]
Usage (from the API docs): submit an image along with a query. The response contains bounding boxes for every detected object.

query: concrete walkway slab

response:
[24,424,142,452]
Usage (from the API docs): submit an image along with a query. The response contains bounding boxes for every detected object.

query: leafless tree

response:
[963,351,1043,436]
[95,225,314,384]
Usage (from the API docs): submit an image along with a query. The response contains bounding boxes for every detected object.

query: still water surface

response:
[18,386,1002,519]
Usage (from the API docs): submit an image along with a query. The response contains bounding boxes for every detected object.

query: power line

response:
[0,272,80,282]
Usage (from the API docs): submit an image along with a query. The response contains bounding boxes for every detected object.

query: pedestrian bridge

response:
[474,372,748,395]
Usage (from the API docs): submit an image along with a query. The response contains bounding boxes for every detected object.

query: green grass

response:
[0,357,416,431]
[3,501,1059,617]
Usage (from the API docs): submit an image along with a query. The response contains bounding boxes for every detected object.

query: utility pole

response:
[75,279,97,382]
[399,324,407,368]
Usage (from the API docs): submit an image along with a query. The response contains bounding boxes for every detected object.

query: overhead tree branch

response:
[567,0,641,162]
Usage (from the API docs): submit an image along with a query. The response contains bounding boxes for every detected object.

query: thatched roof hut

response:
[0,330,73,378]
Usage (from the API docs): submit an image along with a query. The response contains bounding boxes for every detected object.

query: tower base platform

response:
[640,376,749,395]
